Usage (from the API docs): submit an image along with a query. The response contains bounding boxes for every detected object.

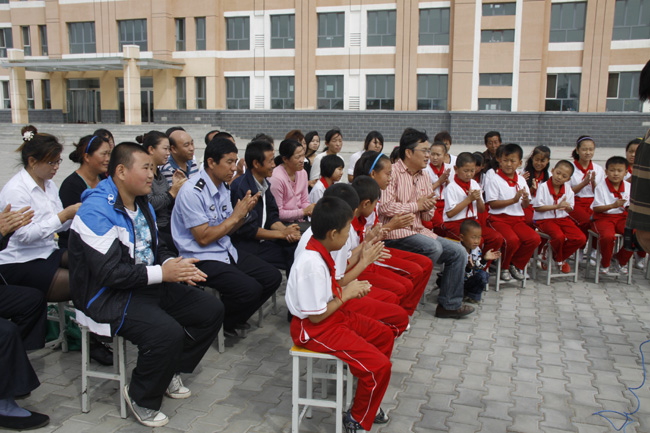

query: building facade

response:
[0,0,648,126]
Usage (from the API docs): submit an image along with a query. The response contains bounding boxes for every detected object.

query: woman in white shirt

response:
[0,130,80,302]
[310,129,344,182]
[347,131,384,183]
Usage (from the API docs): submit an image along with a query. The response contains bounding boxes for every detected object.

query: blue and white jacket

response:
[68,177,174,335]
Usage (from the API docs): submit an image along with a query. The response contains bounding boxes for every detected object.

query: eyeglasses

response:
[412,148,431,156]
[48,159,63,167]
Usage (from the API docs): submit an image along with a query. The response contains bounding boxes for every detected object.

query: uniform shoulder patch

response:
[194,178,206,192]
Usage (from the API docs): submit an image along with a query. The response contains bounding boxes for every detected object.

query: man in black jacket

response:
[68,143,224,428]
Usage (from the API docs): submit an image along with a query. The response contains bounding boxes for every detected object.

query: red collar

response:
[319,177,330,189]
[574,160,593,180]
[351,216,367,243]
[496,169,519,190]
[429,162,445,177]
[605,178,624,199]
[454,175,474,217]
[546,178,565,204]
[306,236,342,300]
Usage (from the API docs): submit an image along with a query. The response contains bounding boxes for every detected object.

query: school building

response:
[0,0,648,134]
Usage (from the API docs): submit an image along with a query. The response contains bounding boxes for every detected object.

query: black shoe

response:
[434,304,475,319]
[89,338,114,366]
[14,393,31,400]
[343,411,363,433]
[223,328,242,338]
[0,411,50,430]
[235,322,251,330]
[374,408,389,424]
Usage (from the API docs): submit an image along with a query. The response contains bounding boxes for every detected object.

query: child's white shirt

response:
[532,180,575,220]
[329,226,355,280]
[484,172,530,216]
[424,162,455,197]
[569,161,605,198]
[309,180,327,204]
[591,180,630,215]
[285,249,333,320]
[443,178,482,222]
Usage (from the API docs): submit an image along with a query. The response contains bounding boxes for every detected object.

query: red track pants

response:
[488,214,541,269]
[536,217,586,263]
[591,213,633,268]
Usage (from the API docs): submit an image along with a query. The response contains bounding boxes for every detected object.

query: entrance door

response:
[118,77,154,123]
[66,79,101,123]
[141,88,154,123]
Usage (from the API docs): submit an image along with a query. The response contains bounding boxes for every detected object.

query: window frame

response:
[195,17,206,51]
[175,18,186,51]
[367,10,397,47]
[270,76,295,110]
[39,25,48,56]
[118,19,147,52]
[416,74,448,110]
[2,81,10,109]
[25,79,34,109]
[226,16,250,51]
[225,77,250,109]
[195,77,206,109]
[606,72,643,111]
[42,79,51,109]
[176,77,186,110]
[481,29,515,43]
[545,73,581,112]
[270,14,295,49]
[612,0,650,40]
[549,2,587,43]
[478,98,512,111]
[317,75,344,110]
[68,22,96,54]
[21,26,31,56]
[418,8,450,46]
[479,73,513,86]
[366,74,395,110]
[317,12,345,48]
[482,2,517,15]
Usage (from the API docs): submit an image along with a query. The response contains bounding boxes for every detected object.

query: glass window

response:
[606,72,643,111]
[195,77,206,109]
[226,77,250,109]
[0,28,12,58]
[417,74,448,110]
[318,12,344,48]
[478,98,512,111]
[118,19,147,51]
[2,81,10,109]
[612,0,650,40]
[42,79,51,109]
[271,14,295,49]
[367,10,396,47]
[419,8,450,45]
[482,2,517,15]
[545,73,581,111]
[226,17,250,50]
[68,22,96,54]
[270,76,295,109]
[479,73,513,86]
[366,75,395,110]
[175,18,185,51]
[481,29,515,42]
[549,2,586,43]
[25,80,34,109]
[317,76,344,109]
[21,26,30,56]
[39,25,47,56]
[195,17,206,50]
[176,77,186,109]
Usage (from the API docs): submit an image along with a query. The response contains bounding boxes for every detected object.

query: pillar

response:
[8,49,28,124]
[123,45,142,125]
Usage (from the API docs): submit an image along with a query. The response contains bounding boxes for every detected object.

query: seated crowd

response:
[0,123,644,432]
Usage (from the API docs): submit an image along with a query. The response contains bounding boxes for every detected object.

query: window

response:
[2,81,10,108]
[318,12,344,48]
[417,74,448,110]
[226,17,250,50]
[118,19,147,51]
[612,0,650,40]
[478,98,512,111]
[175,18,185,51]
[226,77,250,109]
[419,8,450,45]
[176,77,186,109]
[195,77,206,109]
[0,28,14,58]
[25,80,34,109]
[366,75,395,110]
[21,26,30,56]
[68,22,96,54]
[549,2,586,43]
[39,25,47,56]
[367,10,396,47]
[42,79,51,109]
[545,73,581,111]
[317,76,344,109]
[481,29,515,42]
[195,17,206,50]
[271,14,295,49]
[482,2,517,15]
[479,73,513,86]
[270,76,294,109]
[607,72,643,111]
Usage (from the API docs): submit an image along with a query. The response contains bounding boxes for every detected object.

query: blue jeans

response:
[464,270,489,301]
[385,234,467,310]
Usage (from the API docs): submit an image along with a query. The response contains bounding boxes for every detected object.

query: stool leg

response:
[573,249,580,283]
[345,364,353,408]
[118,337,127,419]
[336,360,343,433]
[595,238,601,284]
[496,257,501,292]
[58,302,68,353]
[585,234,593,279]
[292,356,299,433]
[81,326,90,413]
[546,246,552,286]
[306,358,313,418]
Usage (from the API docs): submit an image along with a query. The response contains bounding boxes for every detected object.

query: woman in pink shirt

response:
[270,139,315,224]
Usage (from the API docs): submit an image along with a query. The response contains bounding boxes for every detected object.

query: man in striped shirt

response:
[378,128,474,319]
[161,128,199,187]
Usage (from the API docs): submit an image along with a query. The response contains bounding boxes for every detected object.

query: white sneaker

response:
[600,266,619,276]
[123,385,169,427]
[612,259,628,275]
[509,265,526,281]
[500,270,512,281]
[166,374,191,399]
[634,253,645,270]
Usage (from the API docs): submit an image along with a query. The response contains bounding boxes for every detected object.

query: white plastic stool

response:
[584,230,633,284]
[75,310,128,418]
[45,302,69,353]
[291,345,353,433]
[531,231,580,285]
[492,256,528,291]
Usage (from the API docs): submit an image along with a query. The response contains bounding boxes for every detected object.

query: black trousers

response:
[234,239,297,274]
[197,250,282,330]
[116,283,224,410]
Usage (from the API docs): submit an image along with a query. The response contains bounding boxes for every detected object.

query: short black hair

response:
[320,154,344,178]
[214,131,234,142]
[351,175,381,203]
[253,133,274,145]
[460,219,481,235]
[399,128,429,160]
[455,152,476,169]
[311,197,354,240]
[245,140,274,170]
[430,141,448,154]
[93,128,114,143]
[434,131,452,145]
[640,58,650,102]
[108,142,149,177]
[554,159,575,174]
[606,156,629,170]
[275,139,303,166]
[323,183,360,213]
[204,130,220,145]
[626,137,643,151]
[472,151,484,166]
[364,131,384,151]
[484,131,502,145]
[204,137,238,167]
[502,143,523,160]
[353,151,390,178]
[325,128,342,143]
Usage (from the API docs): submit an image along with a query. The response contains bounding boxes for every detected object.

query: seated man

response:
[230,140,300,273]
[69,143,224,428]
[171,138,282,338]
[161,129,198,186]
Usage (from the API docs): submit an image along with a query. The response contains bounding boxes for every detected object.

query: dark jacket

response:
[68,177,175,334]
[229,170,281,244]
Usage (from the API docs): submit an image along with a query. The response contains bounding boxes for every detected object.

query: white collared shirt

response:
[443,178,482,222]
[569,161,605,198]
[0,168,68,264]
[484,172,530,216]
[532,180,575,220]
[591,180,630,215]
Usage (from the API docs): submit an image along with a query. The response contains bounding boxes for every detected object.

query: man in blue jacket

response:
[230,140,300,273]
[68,143,224,428]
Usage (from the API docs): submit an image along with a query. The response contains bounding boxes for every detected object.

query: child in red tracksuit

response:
[485,143,541,282]
[423,141,453,233]
[591,156,633,276]
[532,160,586,273]
[286,196,394,433]
[569,136,605,237]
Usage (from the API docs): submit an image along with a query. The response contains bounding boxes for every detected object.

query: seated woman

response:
[138,131,187,253]
[0,129,80,304]
[270,139,315,226]
[58,134,111,248]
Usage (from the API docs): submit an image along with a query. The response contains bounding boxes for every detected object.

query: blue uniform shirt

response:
[171,167,238,263]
